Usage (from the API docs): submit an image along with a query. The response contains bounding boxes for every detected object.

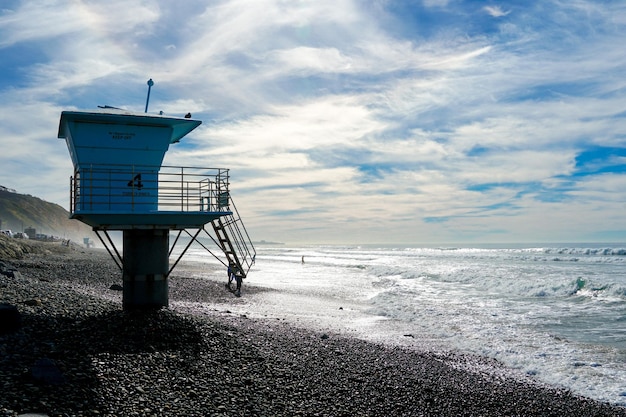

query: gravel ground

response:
[1,240,626,416]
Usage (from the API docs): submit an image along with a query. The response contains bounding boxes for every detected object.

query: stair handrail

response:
[220,194,256,277]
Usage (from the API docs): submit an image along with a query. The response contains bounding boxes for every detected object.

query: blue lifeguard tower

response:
[58,89,255,309]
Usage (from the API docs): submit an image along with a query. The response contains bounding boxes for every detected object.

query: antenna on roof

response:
[144,78,154,113]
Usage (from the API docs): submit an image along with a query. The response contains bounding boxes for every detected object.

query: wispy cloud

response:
[483,6,510,18]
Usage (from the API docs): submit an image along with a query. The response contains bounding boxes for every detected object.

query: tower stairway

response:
[211,193,256,288]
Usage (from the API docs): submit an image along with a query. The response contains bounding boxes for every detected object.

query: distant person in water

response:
[301,256,305,264]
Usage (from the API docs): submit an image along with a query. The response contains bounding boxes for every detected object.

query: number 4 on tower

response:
[128,173,143,189]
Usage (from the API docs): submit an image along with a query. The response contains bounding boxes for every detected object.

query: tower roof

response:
[58,108,202,144]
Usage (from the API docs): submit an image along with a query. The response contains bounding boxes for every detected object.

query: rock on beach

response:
[1,239,625,416]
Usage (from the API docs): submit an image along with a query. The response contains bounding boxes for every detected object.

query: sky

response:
[1,0,625,245]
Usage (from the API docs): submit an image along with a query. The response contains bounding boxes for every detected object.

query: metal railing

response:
[70,164,230,214]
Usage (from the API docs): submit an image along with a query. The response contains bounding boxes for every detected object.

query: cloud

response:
[483,6,510,18]
[0,0,159,48]
[0,98,72,204]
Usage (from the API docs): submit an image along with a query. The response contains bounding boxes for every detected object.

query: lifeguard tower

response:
[58,88,255,309]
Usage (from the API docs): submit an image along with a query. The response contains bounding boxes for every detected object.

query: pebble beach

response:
[1,239,626,416]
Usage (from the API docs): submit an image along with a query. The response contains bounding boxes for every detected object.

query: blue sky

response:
[1,0,625,244]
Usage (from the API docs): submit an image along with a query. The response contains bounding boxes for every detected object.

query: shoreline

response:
[1,241,625,416]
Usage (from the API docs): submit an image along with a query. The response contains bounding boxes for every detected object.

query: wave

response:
[367,264,626,301]
[395,247,626,265]
[540,247,626,256]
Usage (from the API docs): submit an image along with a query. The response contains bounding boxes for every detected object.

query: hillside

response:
[0,187,94,242]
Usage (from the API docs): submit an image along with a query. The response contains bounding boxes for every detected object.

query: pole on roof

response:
[145,78,154,113]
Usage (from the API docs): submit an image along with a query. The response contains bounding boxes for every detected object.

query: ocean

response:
[176,243,626,406]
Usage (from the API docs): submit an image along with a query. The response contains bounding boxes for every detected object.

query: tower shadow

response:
[0,308,204,414]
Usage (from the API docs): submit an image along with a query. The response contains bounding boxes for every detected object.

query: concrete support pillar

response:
[122,229,169,310]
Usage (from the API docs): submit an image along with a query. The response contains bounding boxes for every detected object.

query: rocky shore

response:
[1,239,625,416]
